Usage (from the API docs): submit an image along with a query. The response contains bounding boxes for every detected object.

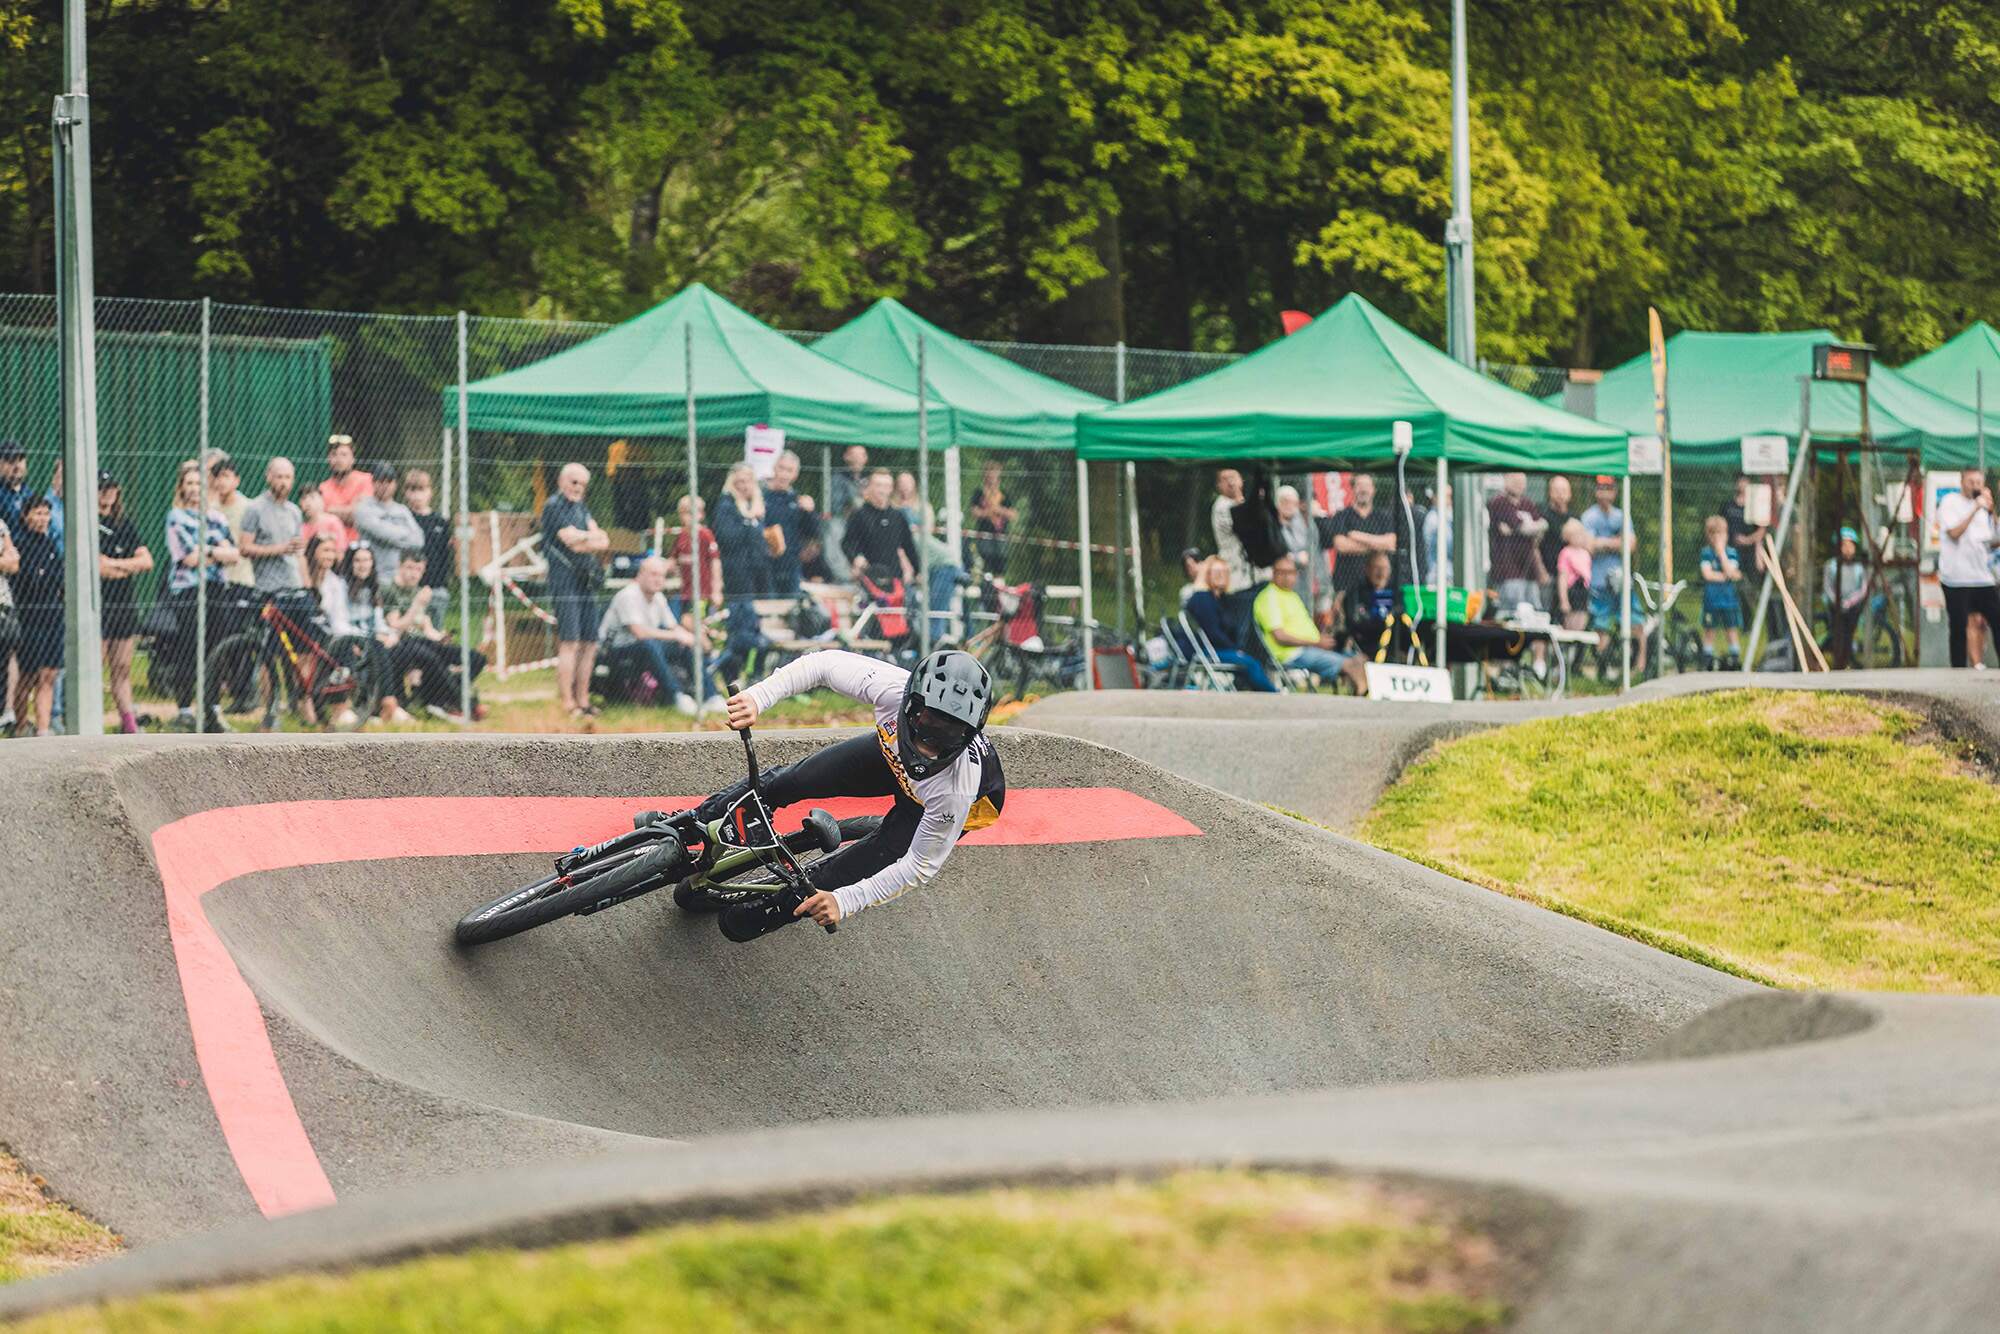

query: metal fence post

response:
[917,333,931,658]
[1115,341,1142,625]
[456,310,472,720]
[52,7,103,735]
[1077,457,1094,689]
[685,326,704,697]
[194,295,209,731]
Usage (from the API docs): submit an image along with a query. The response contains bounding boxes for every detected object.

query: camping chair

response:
[1177,612,1248,693]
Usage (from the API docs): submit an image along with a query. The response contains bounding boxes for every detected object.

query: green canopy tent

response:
[1077,293,1629,472]
[815,298,1113,650]
[1579,328,1995,467]
[1077,293,1633,683]
[453,282,947,445]
[448,282,948,686]
[1901,322,2000,466]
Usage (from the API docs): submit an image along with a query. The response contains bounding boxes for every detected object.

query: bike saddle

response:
[799,808,841,854]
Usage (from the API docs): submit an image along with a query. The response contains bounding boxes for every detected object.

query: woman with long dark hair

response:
[97,471,153,734]
[165,459,240,729]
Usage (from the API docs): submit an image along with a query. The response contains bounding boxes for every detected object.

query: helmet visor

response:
[906,703,976,760]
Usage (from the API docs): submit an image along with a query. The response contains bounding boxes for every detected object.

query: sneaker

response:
[205,709,233,733]
[0,710,14,729]
[698,695,728,718]
[173,707,198,733]
[1530,658,1548,681]
[388,706,416,724]
[672,693,699,717]
[119,711,139,735]
[333,706,360,730]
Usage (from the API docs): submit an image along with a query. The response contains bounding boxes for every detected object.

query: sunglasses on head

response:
[328,434,354,448]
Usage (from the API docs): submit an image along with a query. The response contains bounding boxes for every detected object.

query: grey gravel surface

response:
[3,673,1999,1329]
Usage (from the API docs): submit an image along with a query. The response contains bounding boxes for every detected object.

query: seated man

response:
[1254,554,1369,693]
[380,550,488,721]
[599,554,708,715]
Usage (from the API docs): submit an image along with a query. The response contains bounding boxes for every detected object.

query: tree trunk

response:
[1042,205,1124,347]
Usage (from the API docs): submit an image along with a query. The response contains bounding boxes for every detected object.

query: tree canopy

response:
[4,0,1998,367]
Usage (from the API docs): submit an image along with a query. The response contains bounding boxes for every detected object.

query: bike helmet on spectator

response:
[898,650,992,780]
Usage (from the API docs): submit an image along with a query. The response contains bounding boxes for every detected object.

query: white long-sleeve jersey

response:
[745,650,997,919]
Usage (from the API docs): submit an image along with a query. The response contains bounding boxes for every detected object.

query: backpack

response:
[1230,467,1286,568]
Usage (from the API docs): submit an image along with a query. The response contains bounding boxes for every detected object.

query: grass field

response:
[0,1151,118,1284]
[16,1172,1510,1332]
[1363,689,2000,992]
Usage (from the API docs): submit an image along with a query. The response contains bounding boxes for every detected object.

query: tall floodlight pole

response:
[916,334,931,658]
[1444,0,1476,367]
[53,0,103,735]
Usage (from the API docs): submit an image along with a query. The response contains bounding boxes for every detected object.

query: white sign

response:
[1364,661,1453,704]
[744,424,785,480]
[1626,435,1663,476]
[1741,434,1789,474]
[1924,470,1963,552]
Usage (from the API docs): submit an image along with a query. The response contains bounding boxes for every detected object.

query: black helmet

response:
[897,650,992,780]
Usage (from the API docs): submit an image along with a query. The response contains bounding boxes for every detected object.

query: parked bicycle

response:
[203,588,376,730]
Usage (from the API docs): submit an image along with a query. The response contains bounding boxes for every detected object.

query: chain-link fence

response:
[14,287,1765,726]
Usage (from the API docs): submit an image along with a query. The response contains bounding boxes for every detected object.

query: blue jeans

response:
[1214,646,1277,692]
[928,563,965,642]
[628,639,689,700]
[1284,645,1351,682]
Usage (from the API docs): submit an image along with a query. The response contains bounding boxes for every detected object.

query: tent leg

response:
[1078,457,1094,690]
[1435,457,1448,676]
[1621,475,1632,693]
[945,445,963,640]
[685,327,704,697]
[1126,460,1143,628]
[1746,378,1813,668]
[917,335,931,658]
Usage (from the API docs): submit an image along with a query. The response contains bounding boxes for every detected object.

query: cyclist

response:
[693,647,1003,942]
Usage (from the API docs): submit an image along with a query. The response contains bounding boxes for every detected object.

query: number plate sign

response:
[1364,662,1453,703]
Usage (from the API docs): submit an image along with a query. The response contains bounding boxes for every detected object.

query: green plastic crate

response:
[1401,584,1473,624]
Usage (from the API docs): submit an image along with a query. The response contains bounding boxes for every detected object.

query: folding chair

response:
[1177,612,1245,693]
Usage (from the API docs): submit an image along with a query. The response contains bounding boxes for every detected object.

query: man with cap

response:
[352,460,425,576]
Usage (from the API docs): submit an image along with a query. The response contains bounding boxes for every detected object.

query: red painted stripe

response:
[151,788,1199,1219]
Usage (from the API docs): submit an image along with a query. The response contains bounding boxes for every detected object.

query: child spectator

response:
[1822,526,1870,670]
[1556,519,1593,633]
[298,485,347,559]
[1698,513,1744,668]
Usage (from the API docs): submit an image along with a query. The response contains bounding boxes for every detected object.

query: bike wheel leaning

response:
[455,838,684,946]
[203,632,277,720]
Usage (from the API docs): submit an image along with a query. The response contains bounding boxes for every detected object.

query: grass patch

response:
[1361,688,2000,993]
[0,1149,119,1284]
[20,1172,1511,1333]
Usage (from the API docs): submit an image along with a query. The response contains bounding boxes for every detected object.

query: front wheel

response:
[455,838,684,946]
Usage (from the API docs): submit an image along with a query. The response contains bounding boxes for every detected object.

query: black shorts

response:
[696,729,1005,893]
[103,600,139,642]
[17,608,64,671]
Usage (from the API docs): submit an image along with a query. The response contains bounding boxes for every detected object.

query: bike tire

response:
[455,839,682,946]
[204,632,277,719]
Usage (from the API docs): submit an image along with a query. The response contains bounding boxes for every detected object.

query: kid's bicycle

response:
[453,719,876,946]
[204,588,376,730]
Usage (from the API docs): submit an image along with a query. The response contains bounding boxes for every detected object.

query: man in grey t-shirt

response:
[239,457,306,592]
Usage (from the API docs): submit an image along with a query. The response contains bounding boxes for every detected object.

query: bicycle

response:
[203,588,377,731]
[453,717,876,946]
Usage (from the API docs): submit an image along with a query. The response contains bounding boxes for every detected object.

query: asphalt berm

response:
[3,692,1998,1330]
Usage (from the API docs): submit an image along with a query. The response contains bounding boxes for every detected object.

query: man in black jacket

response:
[841,469,917,586]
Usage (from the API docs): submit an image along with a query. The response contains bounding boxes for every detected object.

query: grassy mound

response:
[0,1151,118,1284]
[1364,689,2000,992]
[20,1172,1512,1333]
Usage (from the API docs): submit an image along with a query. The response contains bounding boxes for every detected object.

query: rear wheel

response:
[455,838,684,946]
[204,632,279,720]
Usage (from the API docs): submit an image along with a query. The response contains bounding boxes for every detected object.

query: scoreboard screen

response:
[1813,342,1873,383]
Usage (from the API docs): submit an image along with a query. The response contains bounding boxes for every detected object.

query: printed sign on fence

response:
[1626,435,1663,476]
[744,424,785,479]
[1364,662,1453,704]
[1741,434,1789,474]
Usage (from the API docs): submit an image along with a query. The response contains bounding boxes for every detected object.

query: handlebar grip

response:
[824,922,838,934]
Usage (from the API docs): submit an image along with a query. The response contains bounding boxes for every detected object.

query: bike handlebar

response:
[732,678,834,936]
